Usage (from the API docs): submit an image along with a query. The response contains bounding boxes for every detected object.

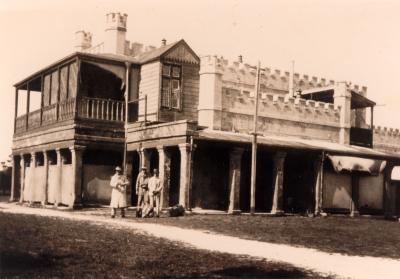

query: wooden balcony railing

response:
[78,97,125,122]
[14,97,126,134]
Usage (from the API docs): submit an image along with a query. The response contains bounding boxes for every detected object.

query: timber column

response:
[350,175,360,217]
[228,147,244,214]
[157,146,171,209]
[271,151,286,215]
[384,163,395,219]
[178,143,192,209]
[69,146,85,208]
[55,148,62,207]
[313,154,324,215]
[9,155,18,202]
[19,155,26,203]
[42,151,49,205]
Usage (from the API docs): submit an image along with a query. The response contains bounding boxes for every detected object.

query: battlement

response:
[374,126,400,137]
[200,55,368,96]
[222,88,341,128]
[106,12,128,31]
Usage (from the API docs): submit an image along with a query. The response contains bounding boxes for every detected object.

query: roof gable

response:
[162,40,199,64]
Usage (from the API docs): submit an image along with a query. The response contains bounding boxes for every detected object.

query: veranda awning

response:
[327,155,386,175]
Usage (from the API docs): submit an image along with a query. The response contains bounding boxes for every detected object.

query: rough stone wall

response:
[373,126,400,154]
[220,87,341,141]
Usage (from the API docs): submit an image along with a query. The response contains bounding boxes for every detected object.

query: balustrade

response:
[14,97,128,134]
[78,97,125,122]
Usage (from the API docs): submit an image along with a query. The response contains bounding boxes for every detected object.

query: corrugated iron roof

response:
[197,129,400,161]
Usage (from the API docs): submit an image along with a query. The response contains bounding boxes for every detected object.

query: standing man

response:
[144,169,162,217]
[135,166,148,217]
[110,166,129,218]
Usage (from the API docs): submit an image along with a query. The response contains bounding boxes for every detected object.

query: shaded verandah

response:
[190,129,400,216]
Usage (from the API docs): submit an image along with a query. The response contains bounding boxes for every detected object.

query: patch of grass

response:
[0,212,333,278]
[134,214,400,259]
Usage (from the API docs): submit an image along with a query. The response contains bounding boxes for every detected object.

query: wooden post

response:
[250,61,261,215]
[314,152,324,215]
[123,62,131,175]
[40,74,44,126]
[74,58,81,120]
[228,147,244,214]
[271,151,286,215]
[56,67,61,120]
[14,88,18,133]
[26,83,30,131]
[370,106,374,148]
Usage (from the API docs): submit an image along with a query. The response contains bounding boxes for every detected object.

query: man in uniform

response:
[135,166,148,217]
[110,166,129,218]
[143,168,162,217]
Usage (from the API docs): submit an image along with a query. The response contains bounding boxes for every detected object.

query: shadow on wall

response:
[83,165,115,204]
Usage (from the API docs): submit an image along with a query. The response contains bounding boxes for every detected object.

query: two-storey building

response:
[9,13,400,217]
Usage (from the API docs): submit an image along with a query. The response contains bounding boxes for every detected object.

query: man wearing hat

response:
[110,166,129,218]
[143,168,162,217]
[135,166,148,217]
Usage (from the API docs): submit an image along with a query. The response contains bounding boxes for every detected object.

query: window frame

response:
[161,63,182,110]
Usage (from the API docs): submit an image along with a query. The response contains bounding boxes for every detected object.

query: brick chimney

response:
[74,31,92,51]
[104,12,128,55]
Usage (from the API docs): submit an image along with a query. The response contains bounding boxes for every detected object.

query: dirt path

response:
[1,202,399,279]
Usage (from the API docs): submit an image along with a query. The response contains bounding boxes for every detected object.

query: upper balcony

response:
[13,53,144,138]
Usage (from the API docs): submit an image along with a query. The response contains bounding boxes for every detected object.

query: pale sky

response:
[1,0,400,161]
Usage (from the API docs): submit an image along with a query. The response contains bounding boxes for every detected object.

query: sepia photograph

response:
[0,0,400,278]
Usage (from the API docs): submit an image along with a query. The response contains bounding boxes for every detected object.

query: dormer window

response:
[161,64,181,109]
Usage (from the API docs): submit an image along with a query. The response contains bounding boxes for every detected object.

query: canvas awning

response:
[392,166,400,181]
[327,155,386,175]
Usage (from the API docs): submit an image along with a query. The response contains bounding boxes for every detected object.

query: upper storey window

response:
[161,64,181,109]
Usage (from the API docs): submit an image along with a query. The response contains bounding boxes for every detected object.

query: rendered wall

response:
[323,170,351,210]
[23,166,45,202]
[60,165,73,206]
[82,164,115,204]
[47,165,58,204]
[359,174,384,210]
[373,126,400,154]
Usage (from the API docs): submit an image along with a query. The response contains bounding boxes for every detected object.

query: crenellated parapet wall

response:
[373,126,400,154]
[217,87,341,141]
[200,55,368,96]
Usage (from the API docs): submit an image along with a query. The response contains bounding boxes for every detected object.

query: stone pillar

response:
[313,154,324,215]
[55,148,62,207]
[333,82,351,145]
[178,143,191,209]
[139,148,151,171]
[9,155,18,202]
[271,151,286,215]
[69,146,85,208]
[384,163,395,218]
[157,146,171,209]
[29,152,37,204]
[350,175,360,217]
[42,151,49,205]
[228,147,244,214]
[19,155,25,203]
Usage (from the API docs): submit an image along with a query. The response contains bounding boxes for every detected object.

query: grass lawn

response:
[0,212,333,278]
[132,213,400,259]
